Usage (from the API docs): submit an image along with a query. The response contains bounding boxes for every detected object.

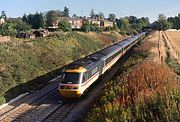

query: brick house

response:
[85,18,101,27]
[68,18,83,29]
[49,17,83,29]
[100,20,114,28]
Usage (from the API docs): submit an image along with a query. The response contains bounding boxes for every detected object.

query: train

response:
[58,32,147,98]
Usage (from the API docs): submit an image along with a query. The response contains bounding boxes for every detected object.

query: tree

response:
[1,11,7,20]
[157,14,172,30]
[63,6,70,17]
[46,10,63,27]
[0,22,17,36]
[8,19,31,32]
[98,12,104,19]
[22,14,28,23]
[72,14,78,18]
[90,9,96,19]
[58,19,72,32]
[37,13,45,28]
[108,14,116,23]
[26,12,45,29]
[82,20,90,32]
[167,14,180,29]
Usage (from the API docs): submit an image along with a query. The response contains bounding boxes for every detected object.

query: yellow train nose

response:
[59,89,82,98]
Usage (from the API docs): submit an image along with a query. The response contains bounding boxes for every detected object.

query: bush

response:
[58,19,72,32]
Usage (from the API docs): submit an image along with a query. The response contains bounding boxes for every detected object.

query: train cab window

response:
[62,72,81,84]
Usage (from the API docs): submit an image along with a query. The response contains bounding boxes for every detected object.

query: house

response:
[0,18,5,25]
[100,20,114,28]
[33,29,49,37]
[49,17,83,29]
[85,18,101,27]
[68,18,83,29]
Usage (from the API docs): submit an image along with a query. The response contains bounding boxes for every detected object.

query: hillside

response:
[0,31,125,104]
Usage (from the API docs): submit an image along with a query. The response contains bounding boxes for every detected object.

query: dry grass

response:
[87,62,180,122]
[78,31,126,45]
[165,31,180,64]
[147,31,167,64]
[165,31,180,54]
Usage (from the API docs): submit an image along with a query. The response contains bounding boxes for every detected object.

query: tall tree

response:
[26,12,45,29]
[98,12,104,19]
[63,6,70,17]
[90,9,96,19]
[1,11,7,20]
[157,14,172,30]
[22,14,28,23]
[46,10,63,27]
[108,14,116,23]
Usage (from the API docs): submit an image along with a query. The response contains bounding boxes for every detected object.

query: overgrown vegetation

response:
[0,32,118,104]
[86,40,180,122]
[166,58,180,75]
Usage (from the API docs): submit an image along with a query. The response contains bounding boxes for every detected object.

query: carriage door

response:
[99,59,105,75]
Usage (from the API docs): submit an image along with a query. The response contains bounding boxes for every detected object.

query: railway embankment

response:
[0,31,125,105]
[86,31,180,121]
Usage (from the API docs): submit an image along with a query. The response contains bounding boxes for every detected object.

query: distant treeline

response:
[167,14,180,29]
[152,14,180,30]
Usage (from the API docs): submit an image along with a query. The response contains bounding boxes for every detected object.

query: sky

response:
[0,0,180,22]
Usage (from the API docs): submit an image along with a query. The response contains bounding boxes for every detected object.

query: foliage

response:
[90,9,96,19]
[63,6,70,17]
[22,14,28,23]
[0,11,7,20]
[82,20,91,32]
[116,16,150,35]
[26,12,45,29]
[152,14,172,31]
[0,22,17,36]
[58,19,72,32]
[91,23,103,32]
[45,10,63,27]
[8,19,31,32]
[98,12,104,19]
[108,13,116,23]
[167,13,180,29]
[166,58,180,75]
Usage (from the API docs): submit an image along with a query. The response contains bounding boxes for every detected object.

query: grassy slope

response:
[86,33,180,121]
[0,32,123,104]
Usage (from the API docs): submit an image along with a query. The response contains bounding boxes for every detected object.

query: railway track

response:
[0,76,62,122]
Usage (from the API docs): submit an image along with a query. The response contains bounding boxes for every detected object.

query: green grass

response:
[0,32,114,104]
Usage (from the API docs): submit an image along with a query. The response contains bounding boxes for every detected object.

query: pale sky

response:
[0,0,180,22]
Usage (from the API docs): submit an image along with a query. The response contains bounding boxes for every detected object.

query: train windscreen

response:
[62,72,80,84]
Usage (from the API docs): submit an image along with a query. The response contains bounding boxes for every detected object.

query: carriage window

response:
[92,67,98,75]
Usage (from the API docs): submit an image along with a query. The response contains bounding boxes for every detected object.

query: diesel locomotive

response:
[59,32,146,98]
